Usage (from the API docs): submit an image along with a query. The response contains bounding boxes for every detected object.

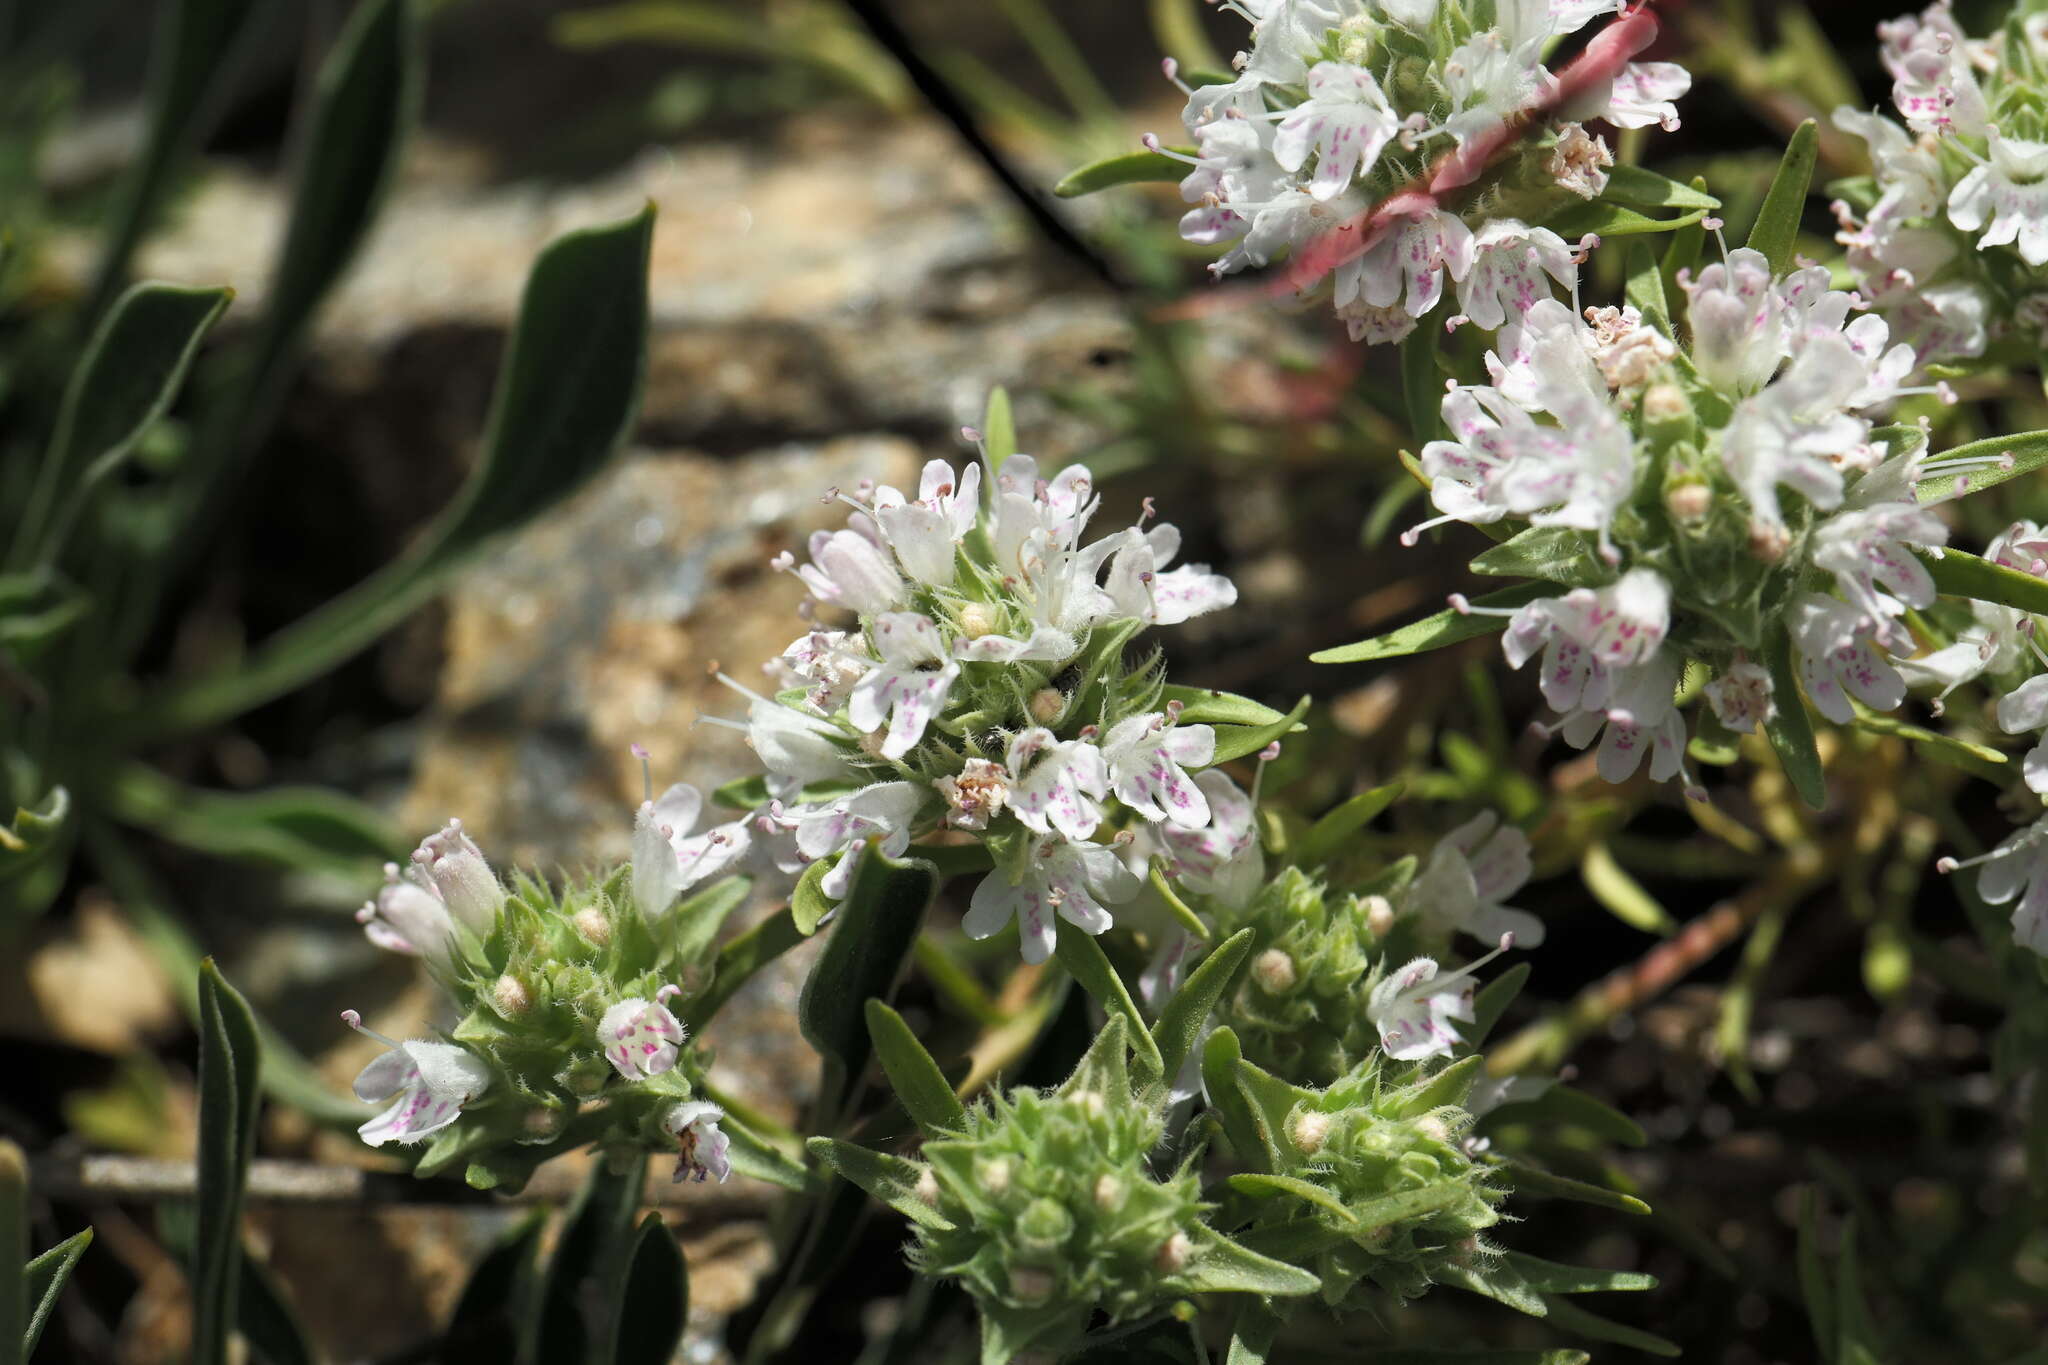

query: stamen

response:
[631,743,652,804]
[341,1010,402,1050]
[1140,133,1202,168]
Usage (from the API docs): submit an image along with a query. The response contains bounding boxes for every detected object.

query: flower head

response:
[342,1011,490,1147]
[599,988,687,1081]
[666,1100,733,1183]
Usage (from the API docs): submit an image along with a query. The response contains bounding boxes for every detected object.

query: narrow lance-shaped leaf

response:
[791,858,836,937]
[192,961,263,1365]
[1746,119,1819,276]
[807,1139,954,1231]
[1541,1295,1682,1357]
[23,1230,94,1360]
[1293,782,1402,869]
[135,204,656,741]
[866,999,969,1136]
[1054,920,1166,1087]
[14,283,233,571]
[608,1215,687,1365]
[1763,624,1828,810]
[1311,582,1551,664]
[1913,429,2048,503]
[1054,148,1191,198]
[534,1156,649,1365]
[1209,695,1311,764]
[1600,164,1721,211]
[1,1140,24,1365]
[1150,928,1255,1089]
[1403,325,1442,444]
[441,1212,545,1365]
[0,788,69,883]
[1923,546,2048,617]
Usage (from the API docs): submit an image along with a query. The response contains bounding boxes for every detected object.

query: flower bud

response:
[1028,688,1065,726]
[1665,481,1711,524]
[1288,1108,1333,1155]
[915,1168,940,1207]
[1362,894,1396,938]
[1414,1114,1452,1144]
[978,1156,1012,1195]
[1070,1089,1106,1118]
[1154,1231,1193,1274]
[492,974,533,1017]
[1017,1198,1075,1252]
[561,1059,612,1098]
[572,906,612,945]
[959,602,998,639]
[1748,520,1792,563]
[1252,948,1298,994]
[521,1106,567,1141]
[1093,1174,1123,1211]
[413,819,506,932]
[1007,1265,1057,1306]
[1642,381,1690,424]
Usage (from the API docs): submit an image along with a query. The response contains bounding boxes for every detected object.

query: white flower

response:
[873,459,982,586]
[1588,61,1690,131]
[599,988,686,1080]
[342,1012,490,1147]
[1272,61,1401,200]
[935,757,1010,831]
[1941,814,2048,955]
[1704,660,1775,735]
[1442,32,1544,149]
[1101,523,1238,627]
[1683,248,1788,396]
[1501,570,1672,715]
[790,780,925,898]
[1791,593,1906,723]
[1410,811,1543,948]
[409,820,505,932]
[1720,336,1876,530]
[1810,502,1948,647]
[1880,3,1988,136]
[795,527,906,616]
[1581,305,1677,391]
[632,781,752,921]
[1546,122,1613,199]
[1367,936,1513,1062]
[1996,675,2048,794]
[768,630,867,712]
[1005,727,1110,842]
[1336,207,1474,321]
[1948,127,2048,268]
[665,1100,733,1184]
[963,836,1143,963]
[356,861,459,962]
[1549,652,1691,787]
[1101,712,1216,829]
[745,694,857,785]
[1159,770,1265,909]
[847,612,959,760]
[1831,108,1943,227]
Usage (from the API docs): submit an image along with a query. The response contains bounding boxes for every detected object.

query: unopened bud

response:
[1748,521,1792,563]
[1414,1114,1451,1144]
[573,906,612,945]
[1252,948,1298,993]
[1665,482,1711,524]
[522,1107,566,1140]
[1288,1108,1334,1155]
[1008,1266,1057,1305]
[1642,382,1689,423]
[1028,688,1064,725]
[493,974,533,1016]
[1154,1231,1194,1274]
[1070,1089,1106,1118]
[915,1168,940,1207]
[1093,1174,1123,1211]
[960,602,998,639]
[979,1157,1012,1195]
[1362,894,1395,938]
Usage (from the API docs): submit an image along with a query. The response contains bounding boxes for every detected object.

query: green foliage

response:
[193,962,261,1365]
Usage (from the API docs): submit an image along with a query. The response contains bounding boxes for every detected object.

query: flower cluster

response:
[1408,240,2033,801]
[340,782,750,1189]
[721,442,1252,963]
[1831,2,2048,364]
[1157,0,1690,341]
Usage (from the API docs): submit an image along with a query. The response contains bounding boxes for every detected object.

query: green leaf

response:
[1624,239,1672,332]
[1502,1160,1651,1216]
[1403,325,1443,444]
[14,283,233,569]
[1054,919,1166,1087]
[681,908,805,1034]
[1581,842,1676,936]
[1311,582,1551,664]
[1763,624,1827,810]
[193,962,262,1365]
[1540,1295,1681,1357]
[1924,547,2048,616]
[1224,1305,1281,1365]
[670,875,749,965]
[1179,1227,1320,1297]
[0,572,90,655]
[535,1156,648,1364]
[1833,1217,1883,1365]
[1484,1084,1648,1149]
[1469,527,1606,586]
[798,847,941,1120]
[1054,148,1190,197]
[792,857,836,936]
[440,1212,544,1365]
[1798,1188,1837,1364]
[610,1215,686,1365]
[1853,711,2006,780]
[107,766,402,872]
[1224,1173,1358,1223]
[1210,695,1311,764]
[1293,783,1403,868]
[136,203,656,740]
[1913,429,2048,503]
[1601,164,1721,211]
[1152,928,1255,1088]
[1159,685,1288,729]
[866,999,968,1136]
[1,1141,23,1365]
[982,387,1017,465]
[1464,961,1530,1052]
[1440,1256,1547,1317]
[1392,1054,1483,1117]
[23,1230,93,1359]
[244,0,421,406]
[155,1213,311,1365]
[84,0,270,320]
[1746,119,1820,276]
[1501,1251,1656,1294]
[808,1138,953,1230]
[1201,1029,1269,1170]
[1546,201,1709,239]
[719,1117,810,1192]
[0,788,69,882]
